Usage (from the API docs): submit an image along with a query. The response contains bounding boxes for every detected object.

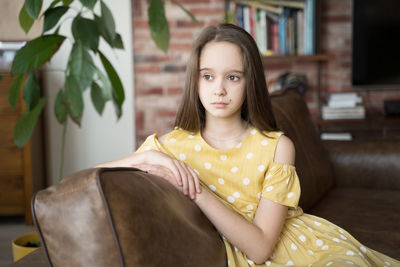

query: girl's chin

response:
[205,109,241,119]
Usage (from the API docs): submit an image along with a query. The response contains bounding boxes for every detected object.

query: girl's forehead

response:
[199,41,243,71]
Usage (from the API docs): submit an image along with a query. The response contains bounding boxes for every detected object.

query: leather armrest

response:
[32,168,226,267]
[323,140,400,190]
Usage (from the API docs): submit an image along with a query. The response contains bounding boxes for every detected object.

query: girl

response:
[98,24,399,267]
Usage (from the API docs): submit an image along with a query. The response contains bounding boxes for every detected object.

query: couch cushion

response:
[270,88,335,211]
[310,187,400,260]
[32,168,226,267]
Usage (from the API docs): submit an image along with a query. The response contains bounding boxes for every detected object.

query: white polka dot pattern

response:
[134,130,398,267]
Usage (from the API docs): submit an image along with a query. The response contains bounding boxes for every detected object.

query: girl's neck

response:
[201,117,250,149]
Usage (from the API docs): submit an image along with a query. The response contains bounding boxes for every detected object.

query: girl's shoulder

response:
[258,129,284,141]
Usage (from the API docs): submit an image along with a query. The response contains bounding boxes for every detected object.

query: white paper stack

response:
[322,93,365,120]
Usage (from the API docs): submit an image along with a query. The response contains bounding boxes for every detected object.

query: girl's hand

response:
[131,163,177,187]
[135,150,201,199]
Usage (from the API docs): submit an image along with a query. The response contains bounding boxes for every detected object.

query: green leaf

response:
[68,43,95,91]
[62,0,73,5]
[95,2,116,44]
[19,4,34,34]
[90,82,105,115]
[54,90,67,123]
[71,16,99,51]
[148,0,169,53]
[8,74,24,110]
[25,0,43,19]
[43,6,69,33]
[65,75,84,125]
[14,97,47,148]
[112,33,124,49]
[50,0,62,8]
[79,0,97,10]
[23,73,41,111]
[53,25,61,35]
[170,0,200,26]
[11,34,65,74]
[98,51,124,118]
[93,67,112,100]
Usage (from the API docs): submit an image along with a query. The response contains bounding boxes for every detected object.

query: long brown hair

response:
[174,23,278,133]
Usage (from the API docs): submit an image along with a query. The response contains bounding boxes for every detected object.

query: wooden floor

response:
[0,216,35,266]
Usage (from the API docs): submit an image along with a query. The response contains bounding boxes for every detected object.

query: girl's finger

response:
[172,160,188,195]
[162,158,183,187]
[179,161,196,199]
[188,167,201,193]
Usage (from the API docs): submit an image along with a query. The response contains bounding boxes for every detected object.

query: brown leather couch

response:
[270,88,400,260]
[12,88,400,266]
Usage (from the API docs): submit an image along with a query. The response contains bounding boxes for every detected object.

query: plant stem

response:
[58,120,68,181]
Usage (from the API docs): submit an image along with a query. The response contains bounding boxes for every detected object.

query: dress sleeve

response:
[135,133,174,157]
[261,162,301,208]
[135,134,163,153]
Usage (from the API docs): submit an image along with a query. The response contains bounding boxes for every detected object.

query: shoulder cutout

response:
[274,135,295,165]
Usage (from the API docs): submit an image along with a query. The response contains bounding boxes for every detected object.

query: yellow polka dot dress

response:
[136,128,400,267]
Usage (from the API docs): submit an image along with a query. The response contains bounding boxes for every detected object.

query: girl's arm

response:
[95,135,202,199]
[194,135,295,264]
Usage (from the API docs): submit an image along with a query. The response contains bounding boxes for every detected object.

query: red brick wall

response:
[133,0,225,145]
[132,0,400,146]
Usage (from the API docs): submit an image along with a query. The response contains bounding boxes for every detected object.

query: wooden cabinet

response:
[314,116,400,140]
[0,73,44,224]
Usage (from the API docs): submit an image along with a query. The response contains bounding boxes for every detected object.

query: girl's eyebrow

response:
[199,67,244,74]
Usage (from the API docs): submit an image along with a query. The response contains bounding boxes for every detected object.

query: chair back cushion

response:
[32,168,226,267]
[270,88,335,211]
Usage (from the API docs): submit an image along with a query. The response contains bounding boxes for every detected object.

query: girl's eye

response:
[203,74,213,81]
[228,75,240,81]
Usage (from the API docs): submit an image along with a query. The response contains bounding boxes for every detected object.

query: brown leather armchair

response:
[13,88,400,266]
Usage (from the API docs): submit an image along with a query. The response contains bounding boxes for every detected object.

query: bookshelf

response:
[224,0,329,117]
[260,54,329,65]
[225,0,319,56]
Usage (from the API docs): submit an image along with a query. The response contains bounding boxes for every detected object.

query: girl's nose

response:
[213,79,227,96]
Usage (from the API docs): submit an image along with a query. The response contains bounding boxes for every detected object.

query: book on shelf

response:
[322,106,366,120]
[328,93,363,108]
[228,0,316,56]
[322,92,365,120]
[320,132,353,141]
[304,0,315,54]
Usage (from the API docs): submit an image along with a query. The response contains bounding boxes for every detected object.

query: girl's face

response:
[198,41,246,122]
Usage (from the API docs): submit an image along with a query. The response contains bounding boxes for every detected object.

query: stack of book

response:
[320,132,352,141]
[322,93,365,120]
[227,0,316,56]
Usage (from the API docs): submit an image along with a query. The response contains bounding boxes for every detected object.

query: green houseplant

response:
[8,0,198,180]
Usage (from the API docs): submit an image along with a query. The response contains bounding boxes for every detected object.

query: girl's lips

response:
[211,102,228,108]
